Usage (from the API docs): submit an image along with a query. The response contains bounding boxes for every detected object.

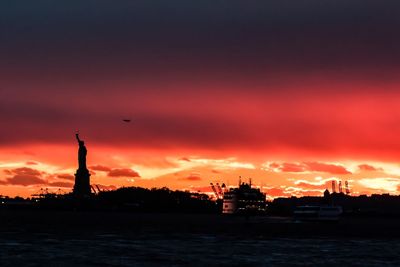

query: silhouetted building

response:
[324,189,330,198]
[73,133,91,196]
[222,181,266,214]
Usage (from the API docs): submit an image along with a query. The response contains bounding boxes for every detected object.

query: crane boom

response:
[90,185,97,194]
[95,184,102,193]
[210,183,219,199]
[216,183,223,196]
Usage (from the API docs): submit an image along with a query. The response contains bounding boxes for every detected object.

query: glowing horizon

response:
[1,142,400,198]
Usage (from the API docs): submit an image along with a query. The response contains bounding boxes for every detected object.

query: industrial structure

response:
[331,180,351,195]
[210,182,225,199]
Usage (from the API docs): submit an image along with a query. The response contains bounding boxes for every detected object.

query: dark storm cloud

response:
[0,100,257,148]
[1,0,400,80]
[1,1,400,159]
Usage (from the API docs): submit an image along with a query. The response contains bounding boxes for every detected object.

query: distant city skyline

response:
[1,1,400,197]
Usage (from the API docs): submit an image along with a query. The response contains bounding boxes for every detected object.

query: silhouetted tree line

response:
[96,187,218,213]
[0,187,220,213]
[4,189,400,216]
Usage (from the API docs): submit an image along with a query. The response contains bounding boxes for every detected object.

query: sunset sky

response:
[1,1,400,198]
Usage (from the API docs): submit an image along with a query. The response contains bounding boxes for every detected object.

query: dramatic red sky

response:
[1,1,400,197]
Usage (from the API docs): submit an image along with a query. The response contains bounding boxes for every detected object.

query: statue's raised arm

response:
[76,133,81,143]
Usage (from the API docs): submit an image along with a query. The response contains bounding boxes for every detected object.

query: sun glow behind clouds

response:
[0,161,72,174]
[128,157,256,179]
[294,177,340,187]
[358,178,400,192]
[184,158,256,170]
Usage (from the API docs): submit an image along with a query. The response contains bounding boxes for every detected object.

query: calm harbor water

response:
[1,231,399,266]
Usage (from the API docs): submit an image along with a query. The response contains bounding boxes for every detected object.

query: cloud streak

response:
[265,162,351,175]
[358,178,400,192]
[0,167,46,186]
[107,168,140,178]
[179,173,202,181]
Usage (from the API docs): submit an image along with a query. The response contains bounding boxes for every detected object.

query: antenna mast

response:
[331,180,336,193]
[345,181,350,195]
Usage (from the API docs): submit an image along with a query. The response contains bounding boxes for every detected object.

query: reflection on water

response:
[1,231,400,266]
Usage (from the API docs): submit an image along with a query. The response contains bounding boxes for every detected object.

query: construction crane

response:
[90,185,98,195]
[56,188,66,195]
[216,183,223,196]
[31,189,43,198]
[95,184,102,193]
[31,188,59,199]
[210,183,220,199]
[221,183,226,191]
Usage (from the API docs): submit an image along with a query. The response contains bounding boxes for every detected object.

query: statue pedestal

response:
[73,168,91,196]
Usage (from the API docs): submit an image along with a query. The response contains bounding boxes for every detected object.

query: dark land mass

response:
[2,187,400,239]
[2,189,400,267]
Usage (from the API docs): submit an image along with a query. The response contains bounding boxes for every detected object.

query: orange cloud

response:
[266,162,351,175]
[285,186,324,195]
[305,162,351,174]
[3,169,13,175]
[294,178,340,190]
[294,181,328,190]
[271,162,306,172]
[0,167,47,186]
[265,187,291,198]
[56,174,74,181]
[1,167,72,189]
[0,175,46,186]
[108,168,140,178]
[358,178,400,192]
[90,165,112,172]
[8,167,42,177]
[358,164,382,172]
[179,173,202,181]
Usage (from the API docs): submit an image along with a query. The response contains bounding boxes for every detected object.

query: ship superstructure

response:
[222,179,266,214]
